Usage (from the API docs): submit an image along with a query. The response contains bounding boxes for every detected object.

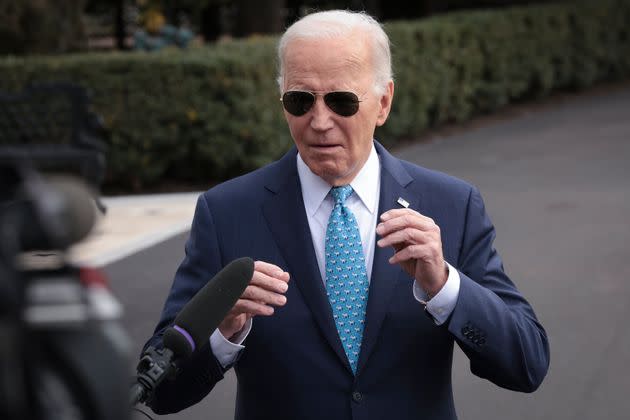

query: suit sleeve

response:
[143,194,227,414]
[447,186,550,392]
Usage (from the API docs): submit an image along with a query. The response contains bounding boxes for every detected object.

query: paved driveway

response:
[103,85,630,420]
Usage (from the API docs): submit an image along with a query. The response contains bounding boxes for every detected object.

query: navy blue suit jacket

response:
[145,142,549,419]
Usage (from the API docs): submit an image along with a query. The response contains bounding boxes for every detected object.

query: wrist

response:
[421,262,449,299]
[219,326,239,342]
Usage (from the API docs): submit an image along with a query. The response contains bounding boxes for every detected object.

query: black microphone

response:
[163,256,255,358]
[131,257,254,405]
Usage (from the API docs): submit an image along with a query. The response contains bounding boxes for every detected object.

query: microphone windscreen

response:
[20,175,96,250]
[163,257,254,358]
[45,175,96,247]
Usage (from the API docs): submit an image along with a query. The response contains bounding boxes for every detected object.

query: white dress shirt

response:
[299,145,381,285]
[210,144,460,368]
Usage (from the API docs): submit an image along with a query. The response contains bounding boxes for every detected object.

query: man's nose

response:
[309,96,335,131]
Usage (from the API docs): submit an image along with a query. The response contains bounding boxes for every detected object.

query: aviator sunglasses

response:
[281,90,363,117]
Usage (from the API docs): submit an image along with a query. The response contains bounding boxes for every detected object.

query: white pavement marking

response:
[68,192,201,267]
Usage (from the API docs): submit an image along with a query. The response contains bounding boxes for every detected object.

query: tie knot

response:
[331,185,353,205]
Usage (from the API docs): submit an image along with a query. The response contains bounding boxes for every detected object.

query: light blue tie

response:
[325,185,369,374]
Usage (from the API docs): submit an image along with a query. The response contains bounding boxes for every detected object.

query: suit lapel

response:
[357,142,418,375]
[261,149,351,372]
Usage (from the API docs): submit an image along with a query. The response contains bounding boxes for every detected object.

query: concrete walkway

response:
[69,192,200,267]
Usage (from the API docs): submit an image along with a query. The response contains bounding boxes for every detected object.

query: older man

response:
[145,10,549,420]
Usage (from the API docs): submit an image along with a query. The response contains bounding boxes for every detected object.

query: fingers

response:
[219,260,290,339]
[388,243,441,265]
[376,208,441,249]
[377,208,437,235]
[251,261,290,294]
[376,226,439,248]
[254,260,291,280]
[242,284,287,306]
[229,298,277,316]
[227,260,291,319]
[376,208,446,289]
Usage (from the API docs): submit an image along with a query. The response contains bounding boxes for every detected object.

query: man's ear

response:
[376,80,394,127]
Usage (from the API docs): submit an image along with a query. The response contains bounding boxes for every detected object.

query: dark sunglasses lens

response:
[324,91,360,117]
[282,91,315,116]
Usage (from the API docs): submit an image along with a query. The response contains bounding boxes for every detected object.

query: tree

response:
[232,0,286,37]
[0,0,87,55]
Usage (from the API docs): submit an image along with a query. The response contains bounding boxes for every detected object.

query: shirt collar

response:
[297,144,380,217]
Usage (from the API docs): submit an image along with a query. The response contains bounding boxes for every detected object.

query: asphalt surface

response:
[105,84,630,420]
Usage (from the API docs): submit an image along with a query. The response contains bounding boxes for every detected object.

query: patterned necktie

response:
[325,185,370,374]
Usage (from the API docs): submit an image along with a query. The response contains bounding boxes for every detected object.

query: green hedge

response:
[0,38,288,190]
[380,0,630,143]
[1,0,629,191]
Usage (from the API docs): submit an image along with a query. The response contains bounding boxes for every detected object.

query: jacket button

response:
[352,391,363,403]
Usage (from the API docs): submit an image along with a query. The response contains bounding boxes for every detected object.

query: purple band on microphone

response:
[173,325,195,352]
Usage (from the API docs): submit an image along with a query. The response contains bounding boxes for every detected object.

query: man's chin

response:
[311,165,355,186]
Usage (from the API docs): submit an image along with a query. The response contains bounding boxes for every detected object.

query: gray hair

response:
[277,10,392,95]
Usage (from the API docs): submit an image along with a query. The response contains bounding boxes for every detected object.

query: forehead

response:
[283,35,373,91]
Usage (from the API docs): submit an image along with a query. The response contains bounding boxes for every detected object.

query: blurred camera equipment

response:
[0,83,131,420]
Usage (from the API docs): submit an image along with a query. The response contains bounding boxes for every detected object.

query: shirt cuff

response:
[412,262,460,325]
[209,318,252,369]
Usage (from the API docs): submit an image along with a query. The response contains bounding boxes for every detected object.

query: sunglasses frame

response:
[280,90,365,117]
